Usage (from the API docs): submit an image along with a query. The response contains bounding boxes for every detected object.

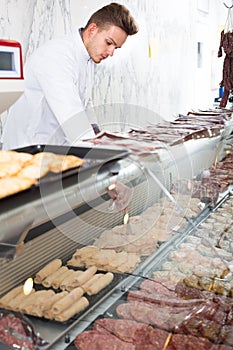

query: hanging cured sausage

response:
[218,5,233,107]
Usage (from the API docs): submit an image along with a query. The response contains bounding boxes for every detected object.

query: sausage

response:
[69,266,97,288]
[86,272,114,296]
[0,285,24,307]
[81,274,104,293]
[52,287,84,314]
[54,296,89,322]
[34,259,62,283]
[42,266,68,288]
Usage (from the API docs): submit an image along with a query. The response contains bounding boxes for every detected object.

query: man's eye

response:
[106,41,112,45]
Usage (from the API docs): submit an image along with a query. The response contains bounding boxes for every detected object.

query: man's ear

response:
[87,23,98,37]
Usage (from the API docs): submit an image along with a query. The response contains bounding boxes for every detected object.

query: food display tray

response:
[0,269,126,328]
[0,144,128,212]
[38,272,126,325]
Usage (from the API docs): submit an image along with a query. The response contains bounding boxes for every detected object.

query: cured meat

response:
[116,277,233,346]
[127,289,204,307]
[0,314,35,350]
[92,319,170,348]
[75,319,233,350]
[135,326,170,348]
[175,283,217,300]
[116,301,195,332]
[0,310,47,350]
[93,318,153,343]
[74,330,135,350]
[85,112,227,155]
[218,29,233,107]
[116,302,133,320]
[140,278,177,296]
[170,333,233,350]
[129,302,152,324]
[147,305,193,331]
[175,300,233,345]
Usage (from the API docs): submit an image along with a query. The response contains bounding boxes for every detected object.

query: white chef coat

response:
[1,28,96,150]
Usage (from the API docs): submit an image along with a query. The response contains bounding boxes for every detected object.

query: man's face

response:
[85,24,128,64]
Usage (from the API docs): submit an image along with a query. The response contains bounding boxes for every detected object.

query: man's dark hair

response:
[84,2,138,36]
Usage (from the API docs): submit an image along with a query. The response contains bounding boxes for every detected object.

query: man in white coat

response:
[1,2,138,150]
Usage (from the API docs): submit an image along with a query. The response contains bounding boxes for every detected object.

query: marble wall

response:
[0,0,227,133]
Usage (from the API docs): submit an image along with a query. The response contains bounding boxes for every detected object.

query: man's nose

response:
[107,47,115,57]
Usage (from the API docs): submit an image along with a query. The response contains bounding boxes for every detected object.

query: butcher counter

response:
[1,110,233,349]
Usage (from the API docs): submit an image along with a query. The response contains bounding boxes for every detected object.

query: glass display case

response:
[0,111,233,349]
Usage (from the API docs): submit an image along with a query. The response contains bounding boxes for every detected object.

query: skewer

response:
[208,275,216,291]
[162,332,172,350]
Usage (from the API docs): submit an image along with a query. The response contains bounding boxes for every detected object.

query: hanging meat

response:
[218,7,233,108]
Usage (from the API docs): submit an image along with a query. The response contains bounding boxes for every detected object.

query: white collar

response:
[76,27,91,62]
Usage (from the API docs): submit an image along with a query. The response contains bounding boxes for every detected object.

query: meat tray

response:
[0,261,127,326]
[0,144,128,213]
[38,272,125,325]
[65,270,233,349]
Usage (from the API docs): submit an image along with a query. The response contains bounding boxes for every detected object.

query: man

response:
[1,2,138,150]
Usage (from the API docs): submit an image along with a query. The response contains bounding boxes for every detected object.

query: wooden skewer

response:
[162,332,172,350]
[208,275,216,291]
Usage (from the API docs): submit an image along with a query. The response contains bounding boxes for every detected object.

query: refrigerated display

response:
[0,110,233,349]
